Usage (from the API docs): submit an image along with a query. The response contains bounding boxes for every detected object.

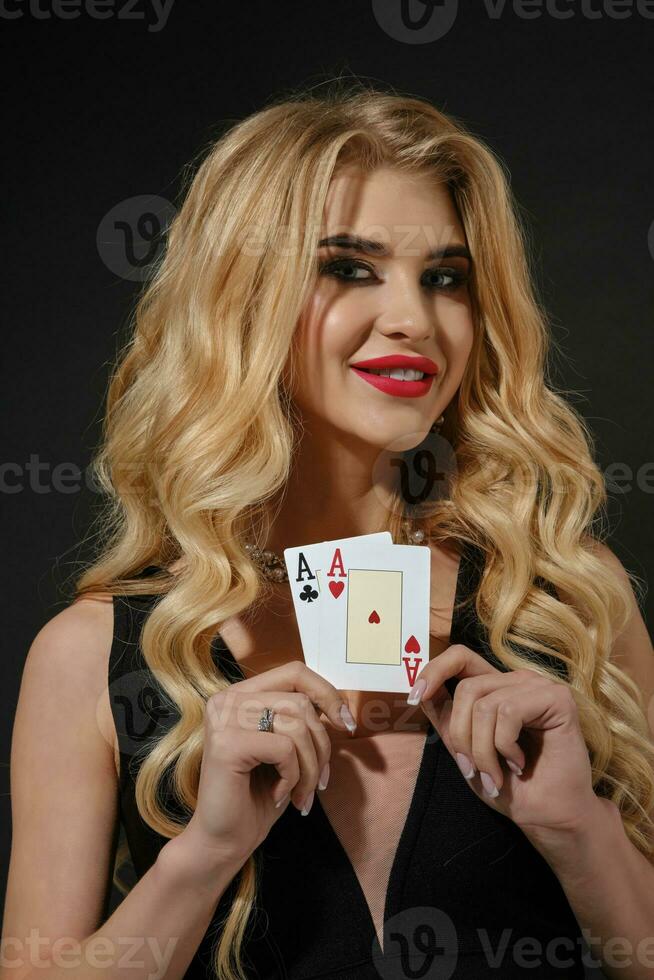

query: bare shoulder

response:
[581,536,636,586]
[5,594,122,946]
[23,593,118,774]
[27,593,115,696]
[580,537,654,736]
[579,537,647,623]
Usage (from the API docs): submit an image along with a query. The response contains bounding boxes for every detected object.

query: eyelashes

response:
[318,257,470,292]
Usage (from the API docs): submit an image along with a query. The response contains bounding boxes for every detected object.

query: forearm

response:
[22,833,247,980]
[524,797,654,980]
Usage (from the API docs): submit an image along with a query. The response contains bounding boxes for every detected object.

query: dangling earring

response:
[429,414,445,433]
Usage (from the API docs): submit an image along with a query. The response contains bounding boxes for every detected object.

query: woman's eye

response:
[319,258,468,291]
[319,258,374,282]
[422,267,469,290]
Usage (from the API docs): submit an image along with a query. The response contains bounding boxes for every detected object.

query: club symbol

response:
[299,584,319,604]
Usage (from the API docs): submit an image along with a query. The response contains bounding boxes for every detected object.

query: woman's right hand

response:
[175,661,356,871]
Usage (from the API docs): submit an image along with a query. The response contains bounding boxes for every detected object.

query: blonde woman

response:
[3,83,654,980]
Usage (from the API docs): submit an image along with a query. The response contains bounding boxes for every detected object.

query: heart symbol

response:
[329,581,345,599]
[368,610,380,624]
[404,635,421,654]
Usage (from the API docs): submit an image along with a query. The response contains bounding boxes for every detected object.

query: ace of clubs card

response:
[283,533,392,670]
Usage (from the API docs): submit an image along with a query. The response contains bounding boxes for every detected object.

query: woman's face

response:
[287,165,474,453]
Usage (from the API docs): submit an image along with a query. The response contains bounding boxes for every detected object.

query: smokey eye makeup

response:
[315,232,472,293]
[317,256,471,292]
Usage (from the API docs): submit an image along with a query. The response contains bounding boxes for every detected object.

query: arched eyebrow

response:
[317,233,472,264]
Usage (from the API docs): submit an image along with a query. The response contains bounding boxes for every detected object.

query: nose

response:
[374,281,434,344]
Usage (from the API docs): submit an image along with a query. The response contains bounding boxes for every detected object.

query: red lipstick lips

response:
[350,354,440,375]
[349,354,439,399]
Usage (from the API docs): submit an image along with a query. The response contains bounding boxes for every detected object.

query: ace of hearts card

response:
[315,537,431,692]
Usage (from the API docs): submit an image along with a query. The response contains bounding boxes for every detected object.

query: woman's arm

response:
[524,796,654,980]
[0,598,246,980]
[524,543,654,980]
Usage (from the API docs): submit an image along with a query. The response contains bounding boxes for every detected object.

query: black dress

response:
[107,541,592,978]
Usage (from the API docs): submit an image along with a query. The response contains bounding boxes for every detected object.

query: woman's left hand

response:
[410,643,605,839]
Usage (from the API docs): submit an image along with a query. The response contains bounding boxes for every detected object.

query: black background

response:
[2,2,652,973]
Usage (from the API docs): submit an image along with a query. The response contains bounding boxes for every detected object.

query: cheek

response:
[439,303,475,375]
[288,303,323,386]
[295,294,359,376]
[285,305,345,410]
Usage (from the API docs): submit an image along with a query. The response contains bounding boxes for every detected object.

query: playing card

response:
[316,539,431,692]
[283,533,392,670]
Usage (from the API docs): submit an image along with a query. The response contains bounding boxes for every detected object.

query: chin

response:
[347,419,433,453]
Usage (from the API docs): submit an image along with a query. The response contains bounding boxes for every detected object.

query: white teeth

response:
[365,367,426,380]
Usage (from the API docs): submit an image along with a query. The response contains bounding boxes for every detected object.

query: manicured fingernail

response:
[455,752,476,779]
[340,704,357,731]
[300,790,315,816]
[274,793,289,808]
[480,772,499,798]
[506,759,523,776]
[318,763,330,790]
[407,678,427,704]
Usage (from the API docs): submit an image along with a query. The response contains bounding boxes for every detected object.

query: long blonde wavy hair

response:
[74,80,654,980]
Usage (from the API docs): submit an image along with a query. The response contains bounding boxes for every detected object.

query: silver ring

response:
[257,707,275,733]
